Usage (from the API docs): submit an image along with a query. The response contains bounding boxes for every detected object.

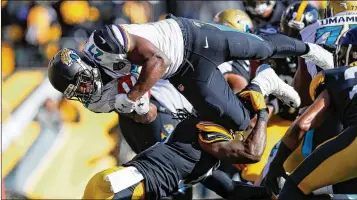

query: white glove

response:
[116,73,150,115]
[301,43,334,70]
[115,93,136,113]
[134,92,150,115]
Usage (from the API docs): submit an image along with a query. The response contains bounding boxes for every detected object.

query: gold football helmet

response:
[325,1,357,18]
[213,9,254,33]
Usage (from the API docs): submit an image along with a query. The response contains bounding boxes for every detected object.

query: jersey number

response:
[88,44,103,62]
[315,24,357,46]
[344,67,357,99]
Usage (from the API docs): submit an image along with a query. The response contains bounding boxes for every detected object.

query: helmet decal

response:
[60,48,73,66]
[60,48,81,66]
[70,52,80,60]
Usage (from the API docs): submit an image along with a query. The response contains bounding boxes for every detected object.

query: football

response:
[117,74,138,94]
[117,74,151,97]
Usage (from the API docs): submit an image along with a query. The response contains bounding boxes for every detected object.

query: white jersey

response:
[122,19,185,79]
[82,19,191,114]
[300,13,357,77]
[86,79,118,113]
[86,78,193,114]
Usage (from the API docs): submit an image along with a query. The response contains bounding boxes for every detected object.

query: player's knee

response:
[82,166,125,199]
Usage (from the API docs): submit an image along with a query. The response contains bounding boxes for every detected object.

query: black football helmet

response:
[335,27,357,67]
[280,1,319,38]
[48,48,103,105]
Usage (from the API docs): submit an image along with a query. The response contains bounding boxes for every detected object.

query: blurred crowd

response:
[1,0,328,77]
[1,0,168,76]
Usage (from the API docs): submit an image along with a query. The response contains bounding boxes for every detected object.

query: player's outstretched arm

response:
[264,89,331,195]
[199,109,269,164]
[283,89,331,150]
[126,34,169,102]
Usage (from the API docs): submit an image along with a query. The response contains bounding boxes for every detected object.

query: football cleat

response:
[251,64,301,108]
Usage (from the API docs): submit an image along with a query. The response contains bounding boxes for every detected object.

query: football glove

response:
[116,73,150,115]
[134,92,150,115]
[263,163,287,197]
[115,93,136,113]
[239,90,267,111]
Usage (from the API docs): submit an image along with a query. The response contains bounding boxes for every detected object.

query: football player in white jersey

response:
[47,48,193,159]
[52,14,335,137]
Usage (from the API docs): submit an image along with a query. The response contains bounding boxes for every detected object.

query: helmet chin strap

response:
[90,68,104,103]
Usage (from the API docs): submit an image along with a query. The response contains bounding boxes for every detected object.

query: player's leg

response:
[227,182,272,200]
[82,166,145,200]
[279,125,357,199]
[221,31,309,61]
[171,59,256,131]
[171,62,298,131]
[201,169,235,199]
[283,116,343,173]
[201,169,271,200]
[178,17,308,63]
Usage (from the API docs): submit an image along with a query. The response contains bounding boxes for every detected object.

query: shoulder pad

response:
[92,25,127,54]
[309,72,325,101]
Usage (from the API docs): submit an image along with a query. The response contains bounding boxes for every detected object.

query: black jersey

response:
[124,119,220,200]
[323,66,357,127]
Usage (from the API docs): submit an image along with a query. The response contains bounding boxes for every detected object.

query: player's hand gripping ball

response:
[116,73,151,115]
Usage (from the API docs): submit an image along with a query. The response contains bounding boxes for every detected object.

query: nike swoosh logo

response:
[206,134,216,138]
[203,37,209,49]
[99,36,106,44]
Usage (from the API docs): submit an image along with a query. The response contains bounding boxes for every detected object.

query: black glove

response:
[262,142,292,196]
[262,159,288,196]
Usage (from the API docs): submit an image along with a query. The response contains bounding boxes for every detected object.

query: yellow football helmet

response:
[213,9,254,33]
[324,1,357,18]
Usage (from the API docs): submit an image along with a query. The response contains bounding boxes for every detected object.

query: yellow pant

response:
[82,166,145,199]
[288,126,357,194]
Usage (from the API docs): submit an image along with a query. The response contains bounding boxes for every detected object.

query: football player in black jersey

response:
[265,27,357,200]
[81,63,303,200]
[275,1,346,183]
